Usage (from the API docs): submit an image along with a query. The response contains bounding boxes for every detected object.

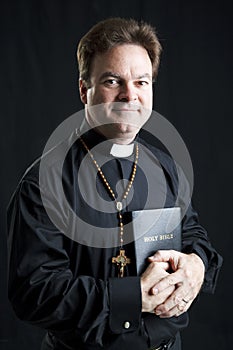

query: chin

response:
[112,125,139,143]
[113,122,138,132]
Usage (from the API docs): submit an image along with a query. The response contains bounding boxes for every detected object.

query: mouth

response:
[112,107,140,112]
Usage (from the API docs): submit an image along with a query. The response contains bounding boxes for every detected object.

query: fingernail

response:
[152,288,159,295]
[155,309,161,315]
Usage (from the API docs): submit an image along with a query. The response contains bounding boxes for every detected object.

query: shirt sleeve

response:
[108,277,141,333]
[172,158,223,294]
[160,152,223,295]
[7,176,147,347]
[181,203,223,294]
[8,178,105,343]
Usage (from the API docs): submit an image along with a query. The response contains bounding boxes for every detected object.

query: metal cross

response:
[112,249,131,278]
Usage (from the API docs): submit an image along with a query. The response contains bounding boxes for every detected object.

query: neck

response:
[97,129,135,145]
[109,136,135,145]
[84,118,137,145]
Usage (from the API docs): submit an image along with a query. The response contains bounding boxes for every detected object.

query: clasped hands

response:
[140,250,205,317]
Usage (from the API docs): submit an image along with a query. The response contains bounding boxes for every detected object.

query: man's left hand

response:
[148,250,205,318]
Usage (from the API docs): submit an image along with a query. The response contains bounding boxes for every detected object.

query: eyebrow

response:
[99,72,152,81]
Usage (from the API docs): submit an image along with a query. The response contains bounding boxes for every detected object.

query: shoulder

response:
[137,135,178,176]
[15,131,81,193]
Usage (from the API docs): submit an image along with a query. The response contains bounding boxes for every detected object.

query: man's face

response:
[79,44,153,144]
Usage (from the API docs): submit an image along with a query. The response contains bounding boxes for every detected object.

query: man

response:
[7,18,222,350]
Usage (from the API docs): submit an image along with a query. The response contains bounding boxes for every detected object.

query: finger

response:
[173,298,191,317]
[155,291,192,317]
[147,261,170,271]
[157,302,189,318]
[152,270,183,294]
[148,249,179,262]
[142,285,175,313]
[146,261,170,272]
[154,283,186,312]
[150,285,175,312]
[156,305,179,318]
[141,261,172,291]
[154,285,175,303]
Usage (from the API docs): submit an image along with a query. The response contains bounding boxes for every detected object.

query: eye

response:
[103,78,120,86]
[137,80,150,86]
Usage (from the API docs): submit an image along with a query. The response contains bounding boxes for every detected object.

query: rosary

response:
[77,131,139,277]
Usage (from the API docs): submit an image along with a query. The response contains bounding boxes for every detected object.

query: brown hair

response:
[77,17,162,84]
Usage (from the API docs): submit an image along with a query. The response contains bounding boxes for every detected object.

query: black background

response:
[1,0,232,349]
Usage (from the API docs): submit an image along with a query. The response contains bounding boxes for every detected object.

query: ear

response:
[79,79,88,104]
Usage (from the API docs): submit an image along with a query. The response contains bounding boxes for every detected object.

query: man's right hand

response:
[141,261,175,313]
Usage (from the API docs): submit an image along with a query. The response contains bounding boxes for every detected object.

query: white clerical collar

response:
[110,143,134,158]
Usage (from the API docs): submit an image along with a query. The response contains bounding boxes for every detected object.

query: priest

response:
[7,17,222,350]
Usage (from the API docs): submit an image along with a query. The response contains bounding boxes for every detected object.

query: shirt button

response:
[123,321,131,329]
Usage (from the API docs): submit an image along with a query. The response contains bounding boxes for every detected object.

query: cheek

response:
[86,87,102,104]
[143,90,153,108]
[86,90,96,105]
[99,89,117,103]
[87,90,110,105]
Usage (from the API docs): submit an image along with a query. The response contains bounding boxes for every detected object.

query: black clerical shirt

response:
[7,120,222,349]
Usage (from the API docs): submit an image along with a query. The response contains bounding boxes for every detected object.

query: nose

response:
[118,82,138,102]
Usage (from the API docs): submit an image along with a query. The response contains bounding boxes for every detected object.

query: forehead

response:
[90,44,152,79]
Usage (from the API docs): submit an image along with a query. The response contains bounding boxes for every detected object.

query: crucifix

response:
[112,249,131,278]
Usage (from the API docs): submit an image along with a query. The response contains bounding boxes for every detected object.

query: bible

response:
[130,207,182,275]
